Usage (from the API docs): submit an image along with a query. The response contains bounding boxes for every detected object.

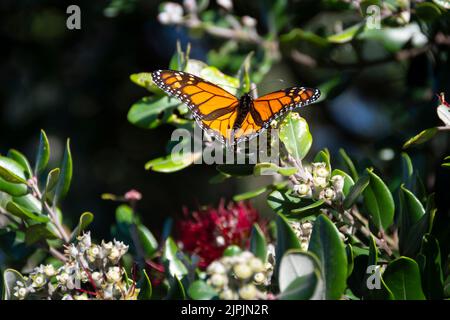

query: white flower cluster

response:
[12,232,136,300]
[206,251,269,300]
[289,221,313,251]
[293,162,345,203]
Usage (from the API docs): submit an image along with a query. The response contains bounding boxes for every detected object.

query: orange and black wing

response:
[151,70,239,143]
[232,87,321,143]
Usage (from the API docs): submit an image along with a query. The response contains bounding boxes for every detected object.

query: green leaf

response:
[188,280,217,300]
[343,174,370,209]
[417,234,444,299]
[279,28,330,47]
[53,139,73,205]
[339,148,358,180]
[278,250,323,300]
[6,201,49,223]
[116,204,134,224]
[2,269,26,300]
[237,51,253,94]
[35,130,50,176]
[166,275,186,300]
[403,127,438,149]
[250,224,267,262]
[71,212,94,239]
[145,152,201,173]
[163,237,188,279]
[275,213,302,270]
[398,185,425,256]
[331,169,354,196]
[7,149,32,179]
[267,188,301,215]
[328,23,366,43]
[279,113,312,160]
[290,199,325,215]
[42,168,60,203]
[383,257,426,300]
[130,73,160,93]
[199,66,239,96]
[0,177,28,197]
[0,156,28,184]
[128,96,180,129]
[25,223,59,245]
[415,2,442,21]
[363,169,395,232]
[137,269,152,300]
[308,214,347,299]
[346,245,354,278]
[137,224,158,258]
[233,186,267,201]
[368,235,378,267]
[253,162,297,176]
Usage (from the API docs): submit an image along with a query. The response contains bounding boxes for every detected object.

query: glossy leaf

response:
[343,174,369,209]
[253,162,297,177]
[383,257,426,300]
[7,149,32,179]
[279,113,312,160]
[313,149,331,173]
[137,224,159,258]
[137,269,152,300]
[417,234,444,299]
[163,237,188,279]
[130,72,160,93]
[2,269,26,300]
[290,199,325,215]
[145,152,201,173]
[327,23,365,43]
[35,130,50,176]
[53,139,73,205]
[339,148,358,180]
[24,223,60,245]
[398,185,425,255]
[0,177,28,197]
[188,280,217,300]
[363,169,395,232]
[267,188,301,215]
[0,156,28,184]
[278,250,323,300]
[71,212,94,239]
[308,214,347,299]
[416,2,442,21]
[233,186,267,201]
[432,0,450,9]
[403,127,438,149]
[166,275,186,300]
[275,213,302,270]
[250,223,267,262]
[6,201,49,223]
[128,96,180,129]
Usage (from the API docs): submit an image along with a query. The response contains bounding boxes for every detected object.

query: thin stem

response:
[29,178,70,243]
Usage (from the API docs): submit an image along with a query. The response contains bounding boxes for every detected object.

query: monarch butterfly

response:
[151,69,321,145]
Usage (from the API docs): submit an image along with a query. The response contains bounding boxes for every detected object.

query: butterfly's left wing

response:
[232,86,321,143]
[151,70,239,143]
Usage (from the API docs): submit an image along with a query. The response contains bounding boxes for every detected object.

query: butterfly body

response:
[151,69,321,145]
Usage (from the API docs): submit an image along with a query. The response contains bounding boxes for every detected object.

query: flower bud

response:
[313,176,328,188]
[323,187,336,200]
[106,267,122,283]
[210,274,227,288]
[248,257,264,273]
[43,264,56,277]
[207,261,226,274]
[312,162,329,178]
[242,16,257,28]
[331,175,344,194]
[217,0,233,11]
[233,263,252,280]
[253,272,266,284]
[295,183,311,196]
[239,284,257,300]
[219,288,236,300]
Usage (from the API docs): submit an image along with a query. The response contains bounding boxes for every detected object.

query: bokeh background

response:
[1,0,449,240]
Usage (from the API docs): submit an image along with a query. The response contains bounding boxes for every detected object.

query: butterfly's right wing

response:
[151,70,239,143]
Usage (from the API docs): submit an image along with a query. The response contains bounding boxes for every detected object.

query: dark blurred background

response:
[1,0,449,240]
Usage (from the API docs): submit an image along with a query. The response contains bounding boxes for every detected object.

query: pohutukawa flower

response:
[175,200,263,268]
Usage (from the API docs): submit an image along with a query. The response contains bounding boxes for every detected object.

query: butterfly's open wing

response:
[151,70,239,143]
[232,87,321,143]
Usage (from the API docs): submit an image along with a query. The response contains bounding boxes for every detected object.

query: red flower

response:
[176,200,262,269]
